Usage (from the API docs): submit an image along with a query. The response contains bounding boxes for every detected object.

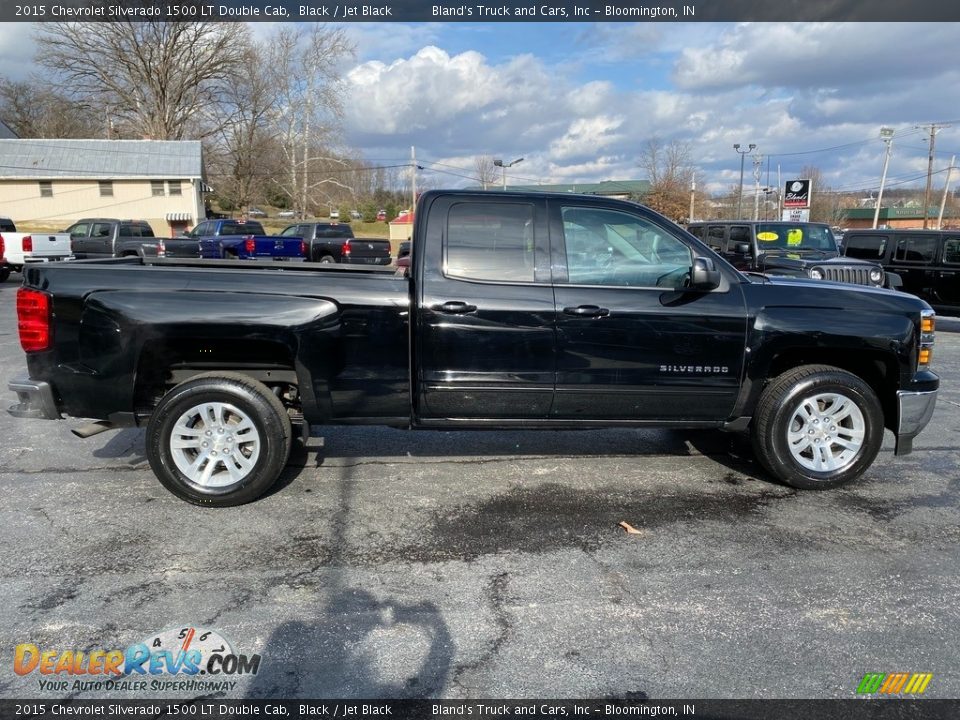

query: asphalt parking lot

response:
[1,273,958,701]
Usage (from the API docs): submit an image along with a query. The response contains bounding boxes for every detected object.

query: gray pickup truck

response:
[67,219,162,259]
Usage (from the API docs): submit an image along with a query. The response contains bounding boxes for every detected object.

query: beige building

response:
[0,139,206,236]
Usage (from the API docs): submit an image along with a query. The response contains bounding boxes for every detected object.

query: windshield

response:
[755,223,837,251]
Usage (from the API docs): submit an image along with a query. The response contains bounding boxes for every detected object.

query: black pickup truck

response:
[8,191,939,506]
[279,221,392,265]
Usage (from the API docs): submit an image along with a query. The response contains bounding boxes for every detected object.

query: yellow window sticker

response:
[757,231,779,242]
[787,229,803,246]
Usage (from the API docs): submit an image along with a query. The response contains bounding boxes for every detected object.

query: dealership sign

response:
[783,179,812,208]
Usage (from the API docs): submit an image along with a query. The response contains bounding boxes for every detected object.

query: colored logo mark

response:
[857,673,933,695]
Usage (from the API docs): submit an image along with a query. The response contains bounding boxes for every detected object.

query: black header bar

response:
[2,0,959,22]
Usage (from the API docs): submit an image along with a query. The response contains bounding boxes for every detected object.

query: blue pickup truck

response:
[165,219,305,261]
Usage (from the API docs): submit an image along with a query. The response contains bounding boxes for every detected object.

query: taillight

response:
[244,236,256,254]
[919,310,935,369]
[343,239,351,256]
[17,288,51,352]
[300,240,307,257]
[0,234,5,259]
[157,239,166,257]
[22,235,32,253]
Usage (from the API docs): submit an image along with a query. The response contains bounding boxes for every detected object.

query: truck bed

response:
[18,256,412,425]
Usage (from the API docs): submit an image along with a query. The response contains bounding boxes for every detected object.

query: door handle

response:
[432,301,477,314]
[563,305,610,318]
[939,271,956,276]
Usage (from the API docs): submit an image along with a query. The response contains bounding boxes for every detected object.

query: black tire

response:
[319,254,336,264]
[146,372,292,506]
[751,364,884,490]
[0,267,10,283]
[224,249,239,260]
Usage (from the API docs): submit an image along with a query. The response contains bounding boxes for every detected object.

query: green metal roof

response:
[500,180,651,195]
[841,207,958,220]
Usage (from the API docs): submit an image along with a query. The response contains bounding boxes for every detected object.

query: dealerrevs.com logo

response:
[856,673,933,696]
[14,626,261,693]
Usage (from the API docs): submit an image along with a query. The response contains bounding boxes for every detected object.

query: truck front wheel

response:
[752,365,884,490]
[146,373,292,506]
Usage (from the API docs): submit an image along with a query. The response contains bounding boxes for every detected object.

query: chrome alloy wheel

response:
[787,392,866,473]
[169,402,261,488]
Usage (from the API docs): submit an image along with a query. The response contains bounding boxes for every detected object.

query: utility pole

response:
[734,143,755,220]
[918,122,951,229]
[411,145,417,214]
[752,154,763,221]
[937,155,956,230]
[873,127,894,229]
[689,177,696,223]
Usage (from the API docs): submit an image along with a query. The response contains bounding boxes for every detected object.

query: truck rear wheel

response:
[146,372,292,506]
[751,365,884,490]
[0,267,10,283]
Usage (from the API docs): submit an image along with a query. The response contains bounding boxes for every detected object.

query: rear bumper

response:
[894,389,938,455]
[7,375,61,420]
[345,257,392,265]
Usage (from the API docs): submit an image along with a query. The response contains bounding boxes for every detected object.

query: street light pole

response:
[493,157,524,191]
[734,143,755,219]
[752,154,763,221]
[872,127,894,229]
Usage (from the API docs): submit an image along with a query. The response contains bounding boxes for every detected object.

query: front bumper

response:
[7,375,61,420]
[894,389,938,455]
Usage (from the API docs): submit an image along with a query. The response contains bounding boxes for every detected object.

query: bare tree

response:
[210,44,285,213]
[474,155,499,189]
[266,25,354,214]
[0,80,100,138]
[798,165,839,224]
[34,20,246,140]
[638,138,695,221]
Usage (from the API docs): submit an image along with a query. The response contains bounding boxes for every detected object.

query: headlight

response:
[809,268,824,280]
[870,267,883,284]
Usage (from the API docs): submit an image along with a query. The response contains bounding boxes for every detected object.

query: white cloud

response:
[549,115,625,161]
[346,46,500,135]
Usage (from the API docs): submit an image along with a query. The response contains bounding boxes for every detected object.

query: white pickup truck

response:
[0,217,73,282]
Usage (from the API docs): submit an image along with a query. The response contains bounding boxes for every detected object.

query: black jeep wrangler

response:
[687,221,897,288]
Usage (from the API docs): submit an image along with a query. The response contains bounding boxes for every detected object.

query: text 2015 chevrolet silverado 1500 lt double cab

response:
[8,191,939,506]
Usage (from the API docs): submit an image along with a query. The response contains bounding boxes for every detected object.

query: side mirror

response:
[733,242,752,255]
[689,257,721,291]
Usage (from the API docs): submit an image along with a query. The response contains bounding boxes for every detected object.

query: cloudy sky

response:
[4,21,960,196]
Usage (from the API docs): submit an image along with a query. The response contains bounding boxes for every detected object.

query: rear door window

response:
[445,201,536,283]
[894,235,937,264]
[91,222,112,238]
[844,234,887,260]
[942,237,960,265]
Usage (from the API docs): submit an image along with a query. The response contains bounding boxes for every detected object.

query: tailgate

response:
[9,232,73,260]
[252,236,304,260]
[347,238,392,263]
